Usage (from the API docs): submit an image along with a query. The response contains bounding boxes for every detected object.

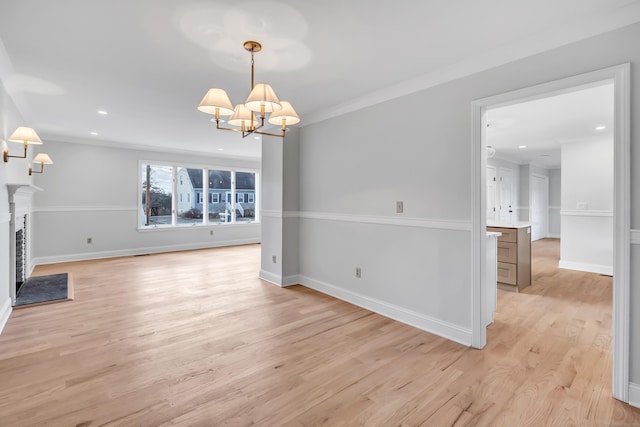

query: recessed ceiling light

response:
[595,125,606,130]
[254,136,260,140]
[518,145,527,149]
[539,154,550,157]
[90,131,98,136]
[97,110,108,116]
[217,148,223,151]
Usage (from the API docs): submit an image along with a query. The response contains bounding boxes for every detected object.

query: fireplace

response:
[7,184,41,305]
[15,216,27,295]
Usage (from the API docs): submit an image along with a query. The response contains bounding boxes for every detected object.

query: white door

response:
[531,174,549,241]
[486,166,497,221]
[498,167,514,223]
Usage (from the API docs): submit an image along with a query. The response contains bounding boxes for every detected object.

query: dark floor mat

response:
[16,273,69,306]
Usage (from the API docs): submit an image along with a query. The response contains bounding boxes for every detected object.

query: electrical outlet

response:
[210,230,214,236]
[272,255,277,264]
[87,237,92,244]
[355,267,361,278]
[396,201,403,214]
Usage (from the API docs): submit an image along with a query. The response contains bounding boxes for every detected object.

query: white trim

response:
[302,4,640,127]
[0,213,10,224]
[259,272,300,288]
[259,270,284,287]
[471,63,630,402]
[549,205,561,210]
[297,211,471,231]
[33,238,260,265]
[299,275,471,346]
[548,233,561,239]
[0,298,12,335]
[629,383,640,409]
[32,206,137,213]
[260,210,283,219]
[558,260,613,276]
[631,229,640,245]
[560,210,614,217]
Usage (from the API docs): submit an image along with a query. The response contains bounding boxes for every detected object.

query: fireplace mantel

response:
[7,184,42,203]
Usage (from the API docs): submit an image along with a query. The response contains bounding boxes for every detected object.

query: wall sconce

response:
[3,126,43,162]
[29,153,53,175]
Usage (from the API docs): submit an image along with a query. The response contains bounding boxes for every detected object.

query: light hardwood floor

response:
[0,240,639,426]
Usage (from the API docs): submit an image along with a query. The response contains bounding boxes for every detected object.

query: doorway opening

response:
[471,64,630,402]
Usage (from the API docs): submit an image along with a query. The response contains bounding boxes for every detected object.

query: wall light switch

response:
[272,255,277,264]
[396,201,404,214]
[355,267,362,278]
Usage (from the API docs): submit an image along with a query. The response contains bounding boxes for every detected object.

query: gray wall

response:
[295,22,640,383]
[549,168,561,236]
[31,140,261,264]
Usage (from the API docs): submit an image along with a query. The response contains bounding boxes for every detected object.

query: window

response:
[140,163,258,228]
[140,164,174,227]
[236,171,256,222]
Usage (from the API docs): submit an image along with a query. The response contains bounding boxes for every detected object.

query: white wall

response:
[31,139,261,264]
[559,138,613,275]
[548,168,561,237]
[291,22,640,383]
[0,78,34,333]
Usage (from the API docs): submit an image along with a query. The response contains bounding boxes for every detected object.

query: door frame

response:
[530,173,549,241]
[470,63,630,402]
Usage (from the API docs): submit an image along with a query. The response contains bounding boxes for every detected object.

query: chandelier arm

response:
[254,129,287,138]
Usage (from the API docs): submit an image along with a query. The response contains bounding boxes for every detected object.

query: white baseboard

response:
[298,275,471,346]
[259,271,301,287]
[259,270,283,286]
[630,382,640,409]
[0,297,12,335]
[33,239,260,266]
[558,260,613,276]
[547,233,561,239]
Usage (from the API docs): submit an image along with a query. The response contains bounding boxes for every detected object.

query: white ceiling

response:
[0,0,638,160]
[487,82,614,169]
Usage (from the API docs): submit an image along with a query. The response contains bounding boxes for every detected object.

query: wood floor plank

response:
[0,240,639,426]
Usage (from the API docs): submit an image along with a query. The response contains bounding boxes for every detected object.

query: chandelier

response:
[198,41,300,138]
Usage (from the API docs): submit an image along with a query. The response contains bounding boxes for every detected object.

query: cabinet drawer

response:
[497,242,517,263]
[497,261,517,285]
[487,227,517,243]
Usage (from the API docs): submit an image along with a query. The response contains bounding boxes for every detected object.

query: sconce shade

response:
[245,83,282,113]
[228,104,259,128]
[198,88,235,116]
[268,101,301,126]
[33,153,53,165]
[9,127,42,145]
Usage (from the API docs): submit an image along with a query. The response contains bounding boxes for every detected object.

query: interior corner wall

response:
[30,139,261,265]
[548,168,561,236]
[559,138,613,274]
[297,21,640,369]
[0,78,31,333]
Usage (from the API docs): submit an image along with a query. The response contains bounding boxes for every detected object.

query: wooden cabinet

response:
[487,226,531,292]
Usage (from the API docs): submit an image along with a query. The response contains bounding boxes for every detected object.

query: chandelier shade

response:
[245,83,282,114]
[198,88,235,116]
[228,104,259,130]
[198,40,300,139]
[268,101,300,127]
